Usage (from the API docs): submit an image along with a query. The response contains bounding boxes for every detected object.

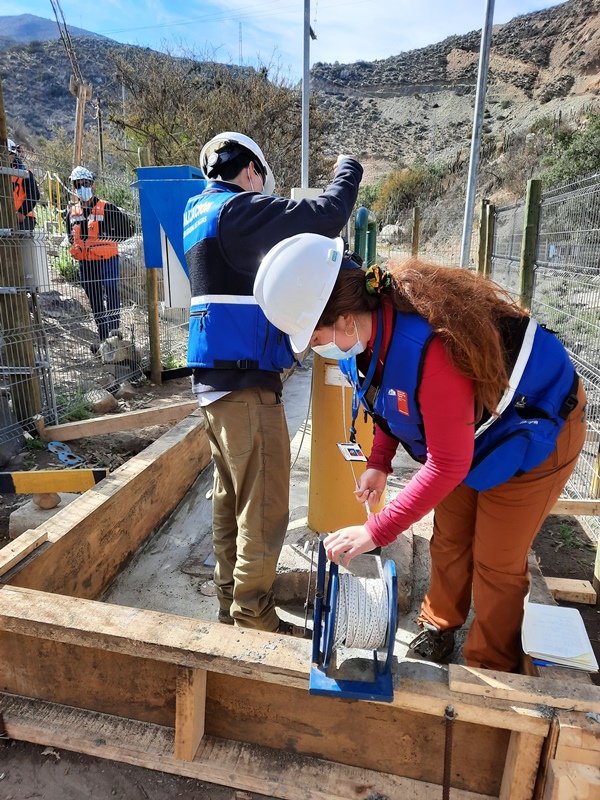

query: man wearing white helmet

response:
[183,130,362,634]
[66,166,134,351]
[7,138,40,231]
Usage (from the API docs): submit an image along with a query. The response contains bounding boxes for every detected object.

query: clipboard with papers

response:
[521,598,598,672]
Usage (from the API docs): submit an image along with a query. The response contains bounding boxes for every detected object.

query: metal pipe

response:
[459,0,495,268]
[301,0,310,188]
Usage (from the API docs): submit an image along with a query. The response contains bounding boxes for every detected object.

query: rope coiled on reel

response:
[333,573,390,650]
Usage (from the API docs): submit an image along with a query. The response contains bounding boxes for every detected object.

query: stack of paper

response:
[521,601,598,672]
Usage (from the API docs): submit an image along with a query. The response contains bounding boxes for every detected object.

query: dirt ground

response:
[0,374,599,797]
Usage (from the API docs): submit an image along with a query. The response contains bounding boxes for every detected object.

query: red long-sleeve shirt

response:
[362,320,475,547]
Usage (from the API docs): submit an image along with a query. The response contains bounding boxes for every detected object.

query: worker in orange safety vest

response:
[66,166,134,351]
[8,139,40,231]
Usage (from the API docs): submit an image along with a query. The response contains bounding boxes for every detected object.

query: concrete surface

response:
[9,492,80,539]
[102,358,469,666]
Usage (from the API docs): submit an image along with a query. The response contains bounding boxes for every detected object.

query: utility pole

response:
[459,0,495,268]
[50,0,92,169]
[95,96,105,173]
[301,0,310,188]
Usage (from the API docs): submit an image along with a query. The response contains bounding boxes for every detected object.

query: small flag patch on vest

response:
[396,390,409,416]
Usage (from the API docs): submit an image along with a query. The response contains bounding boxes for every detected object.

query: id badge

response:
[337,442,368,462]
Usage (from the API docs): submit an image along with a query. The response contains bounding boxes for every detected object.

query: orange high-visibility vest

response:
[12,174,36,219]
[69,199,119,261]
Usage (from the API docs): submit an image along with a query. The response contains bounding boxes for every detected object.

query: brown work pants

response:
[419,380,587,671]
[201,387,290,632]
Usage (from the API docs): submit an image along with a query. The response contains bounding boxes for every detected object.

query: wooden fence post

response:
[411,206,420,257]
[138,146,162,385]
[518,179,542,310]
[0,74,42,427]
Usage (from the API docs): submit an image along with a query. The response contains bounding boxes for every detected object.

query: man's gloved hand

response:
[333,154,354,172]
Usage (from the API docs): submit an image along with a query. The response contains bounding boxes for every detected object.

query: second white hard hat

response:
[70,165,95,182]
[200,131,275,196]
[254,233,346,353]
[7,139,17,153]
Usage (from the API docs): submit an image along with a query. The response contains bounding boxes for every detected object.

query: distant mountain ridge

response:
[0,13,107,44]
[1,1,600,183]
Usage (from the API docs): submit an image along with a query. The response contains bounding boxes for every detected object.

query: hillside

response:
[1,0,600,190]
[313,0,600,180]
[0,13,106,44]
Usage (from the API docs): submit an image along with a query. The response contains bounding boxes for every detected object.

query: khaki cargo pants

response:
[201,387,290,631]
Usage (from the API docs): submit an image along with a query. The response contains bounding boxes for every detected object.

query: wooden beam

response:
[175,666,206,761]
[449,665,600,714]
[38,401,198,442]
[5,414,210,598]
[550,499,600,516]
[543,760,600,800]
[545,578,596,605]
[0,531,48,577]
[0,693,495,800]
[0,469,108,494]
[499,731,545,800]
[0,586,551,736]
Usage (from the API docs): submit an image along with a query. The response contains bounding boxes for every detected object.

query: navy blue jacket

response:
[185,157,363,393]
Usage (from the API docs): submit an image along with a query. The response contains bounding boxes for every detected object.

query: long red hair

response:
[319,258,529,420]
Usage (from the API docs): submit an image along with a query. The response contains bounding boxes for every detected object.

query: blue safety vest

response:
[183,186,295,373]
[340,310,579,491]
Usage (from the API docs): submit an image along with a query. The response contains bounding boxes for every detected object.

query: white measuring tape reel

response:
[310,538,397,702]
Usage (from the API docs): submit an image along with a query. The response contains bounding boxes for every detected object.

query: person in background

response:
[254,233,587,671]
[183,131,362,634]
[8,138,40,231]
[66,166,134,352]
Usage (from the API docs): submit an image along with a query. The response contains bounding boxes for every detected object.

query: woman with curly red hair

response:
[254,233,587,672]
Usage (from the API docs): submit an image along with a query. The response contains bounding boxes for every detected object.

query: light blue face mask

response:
[312,321,365,360]
[76,186,93,201]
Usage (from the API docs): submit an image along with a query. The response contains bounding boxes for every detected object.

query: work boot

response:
[409,623,455,663]
[217,608,234,626]
[277,619,311,639]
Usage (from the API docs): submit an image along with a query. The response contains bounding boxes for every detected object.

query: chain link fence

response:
[0,148,190,465]
[492,174,600,536]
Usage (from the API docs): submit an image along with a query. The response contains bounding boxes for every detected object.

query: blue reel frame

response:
[309,540,397,702]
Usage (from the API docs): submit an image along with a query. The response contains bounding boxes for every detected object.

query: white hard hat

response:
[200,131,275,196]
[254,233,346,353]
[70,165,95,182]
[7,139,17,153]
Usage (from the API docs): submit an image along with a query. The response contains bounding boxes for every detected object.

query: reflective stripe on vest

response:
[69,199,119,261]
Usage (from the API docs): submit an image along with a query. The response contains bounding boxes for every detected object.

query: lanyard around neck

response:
[344,307,383,442]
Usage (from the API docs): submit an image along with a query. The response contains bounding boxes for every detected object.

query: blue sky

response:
[2,0,566,81]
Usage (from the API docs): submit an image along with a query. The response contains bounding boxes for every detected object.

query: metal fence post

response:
[484,202,495,279]
[518,179,542,310]
[138,146,162,384]
[354,206,377,267]
[477,199,488,274]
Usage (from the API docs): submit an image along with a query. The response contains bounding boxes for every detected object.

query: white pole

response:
[459,0,495,267]
[301,0,310,188]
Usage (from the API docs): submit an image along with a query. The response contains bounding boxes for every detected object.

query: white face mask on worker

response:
[76,187,93,201]
[312,322,365,360]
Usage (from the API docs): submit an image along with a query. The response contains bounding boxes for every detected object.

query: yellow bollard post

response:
[307,354,384,533]
[56,176,63,233]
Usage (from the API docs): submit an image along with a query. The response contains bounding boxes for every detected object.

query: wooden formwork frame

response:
[1,411,599,800]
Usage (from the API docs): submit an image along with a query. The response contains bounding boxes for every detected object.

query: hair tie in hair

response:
[365,264,392,295]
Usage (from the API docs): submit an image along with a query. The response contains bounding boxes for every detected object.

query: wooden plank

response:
[0,586,551,736]
[499,731,545,800]
[554,744,600,767]
[0,530,48,577]
[545,577,597,605]
[0,693,495,800]
[542,760,600,800]
[449,665,600,714]
[38,401,198,442]
[550,499,600,517]
[555,709,600,752]
[6,414,210,598]
[175,666,206,762]
[533,714,560,800]
[0,468,108,494]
